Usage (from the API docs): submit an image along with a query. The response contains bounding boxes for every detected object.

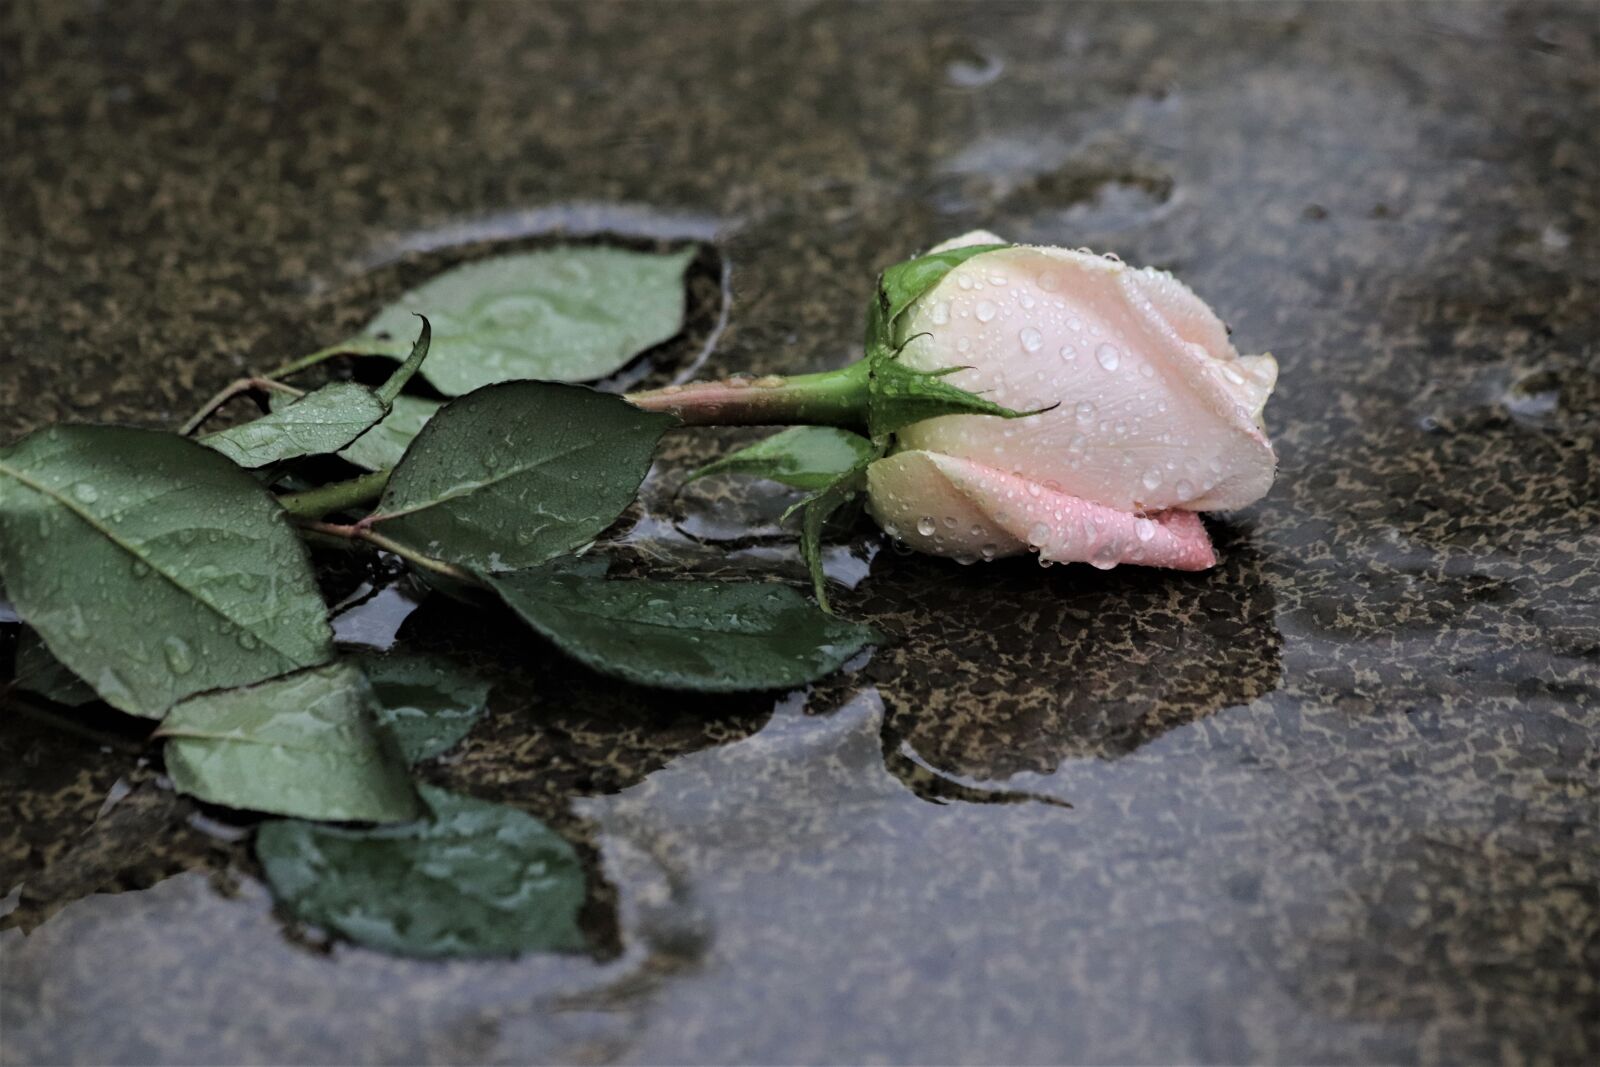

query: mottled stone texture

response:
[2,2,1597,1065]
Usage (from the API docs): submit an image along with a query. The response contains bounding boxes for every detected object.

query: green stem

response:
[178,376,305,436]
[276,469,391,520]
[626,362,870,431]
[264,337,406,381]
[296,519,479,585]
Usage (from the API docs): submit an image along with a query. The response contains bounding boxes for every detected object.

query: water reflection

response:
[856,526,1282,791]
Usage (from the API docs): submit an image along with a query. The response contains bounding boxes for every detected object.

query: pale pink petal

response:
[867,451,1217,571]
[896,244,1277,513]
[865,450,1025,561]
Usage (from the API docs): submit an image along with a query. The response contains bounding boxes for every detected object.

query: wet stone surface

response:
[2,2,1598,1064]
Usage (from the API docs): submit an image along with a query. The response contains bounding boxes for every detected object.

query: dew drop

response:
[1027,521,1050,546]
[1175,479,1197,501]
[1141,468,1162,491]
[980,542,998,560]
[163,636,196,675]
[1037,271,1061,291]
[1017,326,1043,352]
[916,516,937,536]
[1075,400,1096,423]
[1135,517,1157,541]
[930,300,951,325]
[975,300,997,322]
[957,273,974,290]
[72,483,99,504]
[1095,343,1121,371]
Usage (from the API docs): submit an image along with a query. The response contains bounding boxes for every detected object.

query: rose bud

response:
[864,230,1277,569]
[629,230,1278,602]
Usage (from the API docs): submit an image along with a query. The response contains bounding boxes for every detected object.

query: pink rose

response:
[866,231,1277,570]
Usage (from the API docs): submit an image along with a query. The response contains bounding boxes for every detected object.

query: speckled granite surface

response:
[2,2,1596,1064]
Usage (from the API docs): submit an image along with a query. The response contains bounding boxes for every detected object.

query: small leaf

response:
[336,395,442,472]
[488,570,878,691]
[256,784,587,958]
[356,651,491,764]
[686,426,876,492]
[202,383,388,469]
[13,628,98,707]
[0,426,333,718]
[356,246,696,395]
[158,662,420,822]
[373,381,675,573]
[205,322,432,469]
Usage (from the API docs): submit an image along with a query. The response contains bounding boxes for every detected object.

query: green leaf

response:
[336,395,442,472]
[204,321,432,469]
[487,570,878,691]
[356,651,491,764]
[0,427,333,718]
[686,426,876,492]
[356,246,696,395]
[13,628,98,707]
[202,383,388,469]
[372,381,676,573]
[255,784,586,958]
[157,662,420,822]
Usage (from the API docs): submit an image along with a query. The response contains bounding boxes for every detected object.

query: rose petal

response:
[896,244,1276,513]
[868,450,1217,571]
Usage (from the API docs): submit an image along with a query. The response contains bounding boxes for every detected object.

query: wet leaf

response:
[0,427,333,718]
[205,322,432,469]
[13,628,98,707]
[373,381,675,573]
[158,662,420,821]
[356,651,491,764]
[356,246,695,395]
[203,383,387,469]
[255,784,586,958]
[686,426,876,492]
[488,570,879,691]
[337,395,442,472]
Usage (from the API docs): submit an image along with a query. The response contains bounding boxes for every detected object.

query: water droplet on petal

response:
[916,516,937,536]
[1019,326,1043,352]
[1141,468,1162,491]
[1175,479,1197,501]
[1135,517,1157,541]
[1075,400,1096,423]
[1096,343,1121,371]
[929,300,951,325]
[975,300,997,322]
[1027,522,1050,546]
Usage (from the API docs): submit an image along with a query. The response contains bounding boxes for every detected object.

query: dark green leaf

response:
[336,394,442,472]
[256,784,587,958]
[0,427,333,718]
[488,570,878,691]
[372,381,675,573]
[158,662,420,821]
[13,628,97,707]
[203,383,388,469]
[356,651,491,764]
[356,246,695,395]
[687,426,875,492]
